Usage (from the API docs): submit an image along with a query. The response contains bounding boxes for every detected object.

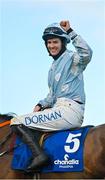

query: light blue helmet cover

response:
[42,23,70,43]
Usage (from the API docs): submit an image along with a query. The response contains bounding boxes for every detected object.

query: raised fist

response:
[60,20,70,32]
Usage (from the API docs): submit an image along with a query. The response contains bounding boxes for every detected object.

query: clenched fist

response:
[33,105,41,112]
[60,20,70,32]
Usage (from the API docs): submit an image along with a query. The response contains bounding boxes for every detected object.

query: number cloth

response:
[11,126,91,172]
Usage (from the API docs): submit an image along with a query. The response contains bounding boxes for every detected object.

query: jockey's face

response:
[47,38,62,56]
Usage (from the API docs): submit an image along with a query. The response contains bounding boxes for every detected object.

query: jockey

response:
[10,20,93,171]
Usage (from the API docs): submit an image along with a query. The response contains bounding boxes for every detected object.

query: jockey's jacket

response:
[38,30,93,109]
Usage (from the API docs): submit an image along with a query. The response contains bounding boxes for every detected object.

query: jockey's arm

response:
[60,20,93,70]
[33,90,55,112]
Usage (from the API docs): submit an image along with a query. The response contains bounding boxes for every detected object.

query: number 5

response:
[64,133,81,153]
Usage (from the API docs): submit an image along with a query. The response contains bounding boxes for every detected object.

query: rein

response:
[0,131,12,147]
[0,142,23,157]
[0,130,22,157]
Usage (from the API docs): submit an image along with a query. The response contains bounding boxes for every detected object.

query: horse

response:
[0,113,105,179]
[0,113,34,179]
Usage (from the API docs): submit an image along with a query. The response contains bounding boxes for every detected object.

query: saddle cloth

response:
[11,126,92,172]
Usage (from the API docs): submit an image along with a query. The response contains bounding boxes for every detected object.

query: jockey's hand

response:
[60,20,70,32]
[33,105,41,112]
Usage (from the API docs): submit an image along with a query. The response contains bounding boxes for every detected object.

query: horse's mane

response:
[0,113,16,122]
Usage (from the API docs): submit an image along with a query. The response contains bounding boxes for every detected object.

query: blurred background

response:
[0,0,105,126]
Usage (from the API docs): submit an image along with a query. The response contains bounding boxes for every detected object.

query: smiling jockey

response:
[10,20,93,171]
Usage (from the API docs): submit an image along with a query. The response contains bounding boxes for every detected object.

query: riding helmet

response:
[42,23,70,43]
